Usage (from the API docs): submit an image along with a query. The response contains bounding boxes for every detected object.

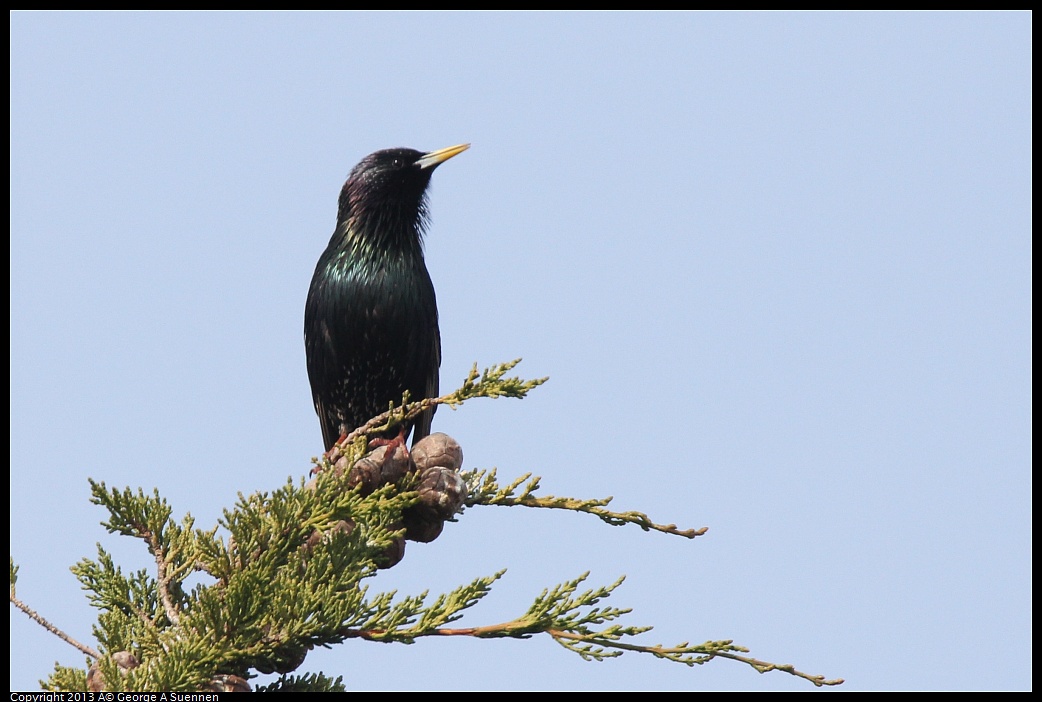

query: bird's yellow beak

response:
[416,143,470,170]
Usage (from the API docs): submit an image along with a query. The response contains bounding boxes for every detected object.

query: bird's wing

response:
[304,303,348,451]
[411,326,441,446]
[312,396,341,452]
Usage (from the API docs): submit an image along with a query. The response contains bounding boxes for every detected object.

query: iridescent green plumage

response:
[305,145,468,450]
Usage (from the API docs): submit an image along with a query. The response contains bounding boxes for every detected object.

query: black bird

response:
[305,144,469,451]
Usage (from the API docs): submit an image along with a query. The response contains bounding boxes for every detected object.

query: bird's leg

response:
[311,430,351,475]
[328,431,349,457]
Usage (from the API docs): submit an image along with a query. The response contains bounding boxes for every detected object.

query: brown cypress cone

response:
[347,442,412,494]
[403,433,467,542]
[86,651,139,692]
[410,432,464,472]
[205,674,252,692]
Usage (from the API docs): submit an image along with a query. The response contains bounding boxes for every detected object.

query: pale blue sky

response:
[10,11,1031,691]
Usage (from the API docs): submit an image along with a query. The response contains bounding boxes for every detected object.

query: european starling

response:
[305,144,469,451]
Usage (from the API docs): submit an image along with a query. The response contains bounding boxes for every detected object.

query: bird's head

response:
[337,144,469,254]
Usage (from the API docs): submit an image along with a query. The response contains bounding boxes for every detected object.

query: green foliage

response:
[465,469,708,538]
[342,359,548,444]
[10,361,843,691]
[254,672,346,692]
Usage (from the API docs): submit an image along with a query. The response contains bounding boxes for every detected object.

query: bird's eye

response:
[392,158,403,168]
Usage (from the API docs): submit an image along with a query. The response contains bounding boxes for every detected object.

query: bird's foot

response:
[363,426,413,482]
[368,427,409,456]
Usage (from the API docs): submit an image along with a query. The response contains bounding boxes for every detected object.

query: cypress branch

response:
[10,360,843,690]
